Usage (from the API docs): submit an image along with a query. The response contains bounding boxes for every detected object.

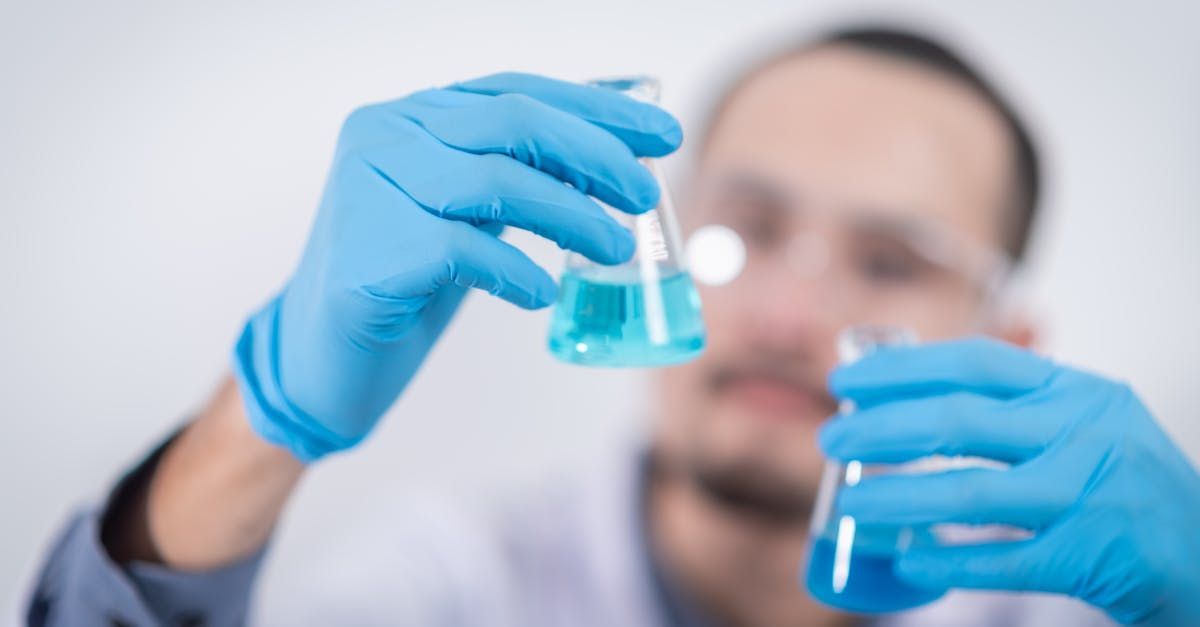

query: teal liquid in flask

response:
[804,326,946,613]
[547,76,706,367]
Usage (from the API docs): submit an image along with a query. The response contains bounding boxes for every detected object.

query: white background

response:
[2,0,1198,618]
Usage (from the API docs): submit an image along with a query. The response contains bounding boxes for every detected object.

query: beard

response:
[654,342,836,528]
[653,436,820,528]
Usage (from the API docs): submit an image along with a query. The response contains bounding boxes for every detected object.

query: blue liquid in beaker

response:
[547,269,705,367]
[805,531,945,613]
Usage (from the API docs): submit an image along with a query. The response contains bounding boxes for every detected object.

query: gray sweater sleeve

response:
[26,439,267,627]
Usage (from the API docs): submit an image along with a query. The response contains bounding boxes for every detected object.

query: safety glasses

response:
[683,172,1012,333]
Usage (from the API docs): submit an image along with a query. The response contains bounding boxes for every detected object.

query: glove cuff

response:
[231,295,360,463]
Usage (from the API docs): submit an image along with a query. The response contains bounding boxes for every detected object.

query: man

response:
[28,26,1200,626]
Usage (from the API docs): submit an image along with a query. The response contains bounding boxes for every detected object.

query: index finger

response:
[829,337,1057,404]
[450,72,683,157]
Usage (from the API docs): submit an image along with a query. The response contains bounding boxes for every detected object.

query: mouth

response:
[710,369,835,420]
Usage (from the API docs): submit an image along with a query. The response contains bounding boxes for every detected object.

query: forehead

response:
[699,45,1013,245]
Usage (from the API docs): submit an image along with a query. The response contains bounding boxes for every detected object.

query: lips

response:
[713,371,835,419]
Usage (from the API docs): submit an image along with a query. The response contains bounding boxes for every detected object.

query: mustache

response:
[706,354,836,403]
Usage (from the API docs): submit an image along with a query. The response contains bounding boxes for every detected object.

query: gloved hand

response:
[232,72,683,462]
[818,338,1200,625]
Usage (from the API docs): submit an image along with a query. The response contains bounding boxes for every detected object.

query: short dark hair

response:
[706,25,1042,263]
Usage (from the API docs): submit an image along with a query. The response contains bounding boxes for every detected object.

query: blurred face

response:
[656,45,1015,521]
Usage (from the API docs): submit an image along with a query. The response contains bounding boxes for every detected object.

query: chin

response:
[681,413,828,524]
[710,407,825,477]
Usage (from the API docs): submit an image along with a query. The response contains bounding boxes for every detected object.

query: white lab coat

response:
[259,440,1113,626]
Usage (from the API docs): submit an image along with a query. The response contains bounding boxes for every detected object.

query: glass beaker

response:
[547,76,706,367]
[805,325,947,613]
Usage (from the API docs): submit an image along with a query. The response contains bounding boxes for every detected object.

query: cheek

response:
[883,297,982,341]
[658,347,709,414]
[696,284,745,349]
[656,287,741,435]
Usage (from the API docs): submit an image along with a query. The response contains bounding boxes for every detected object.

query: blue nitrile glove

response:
[232,72,683,462]
[818,338,1200,625]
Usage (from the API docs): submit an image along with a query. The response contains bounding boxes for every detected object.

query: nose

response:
[738,260,843,353]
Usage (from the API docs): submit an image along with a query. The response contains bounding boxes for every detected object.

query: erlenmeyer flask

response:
[547,76,706,367]
[805,325,947,613]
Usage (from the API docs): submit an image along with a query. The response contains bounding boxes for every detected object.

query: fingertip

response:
[598,157,659,215]
[662,115,683,150]
[650,112,683,154]
[608,166,660,214]
[511,265,559,310]
[584,227,635,266]
[632,124,683,158]
[827,365,854,397]
[826,356,886,400]
[609,226,636,263]
[816,419,845,456]
[530,277,559,309]
[575,220,634,266]
[616,104,684,158]
[632,177,661,213]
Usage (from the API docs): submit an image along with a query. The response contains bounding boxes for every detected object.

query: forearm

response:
[108,375,304,570]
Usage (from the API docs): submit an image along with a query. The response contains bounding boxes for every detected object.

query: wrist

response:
[233,295,360,462]
[146,376,304,570]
